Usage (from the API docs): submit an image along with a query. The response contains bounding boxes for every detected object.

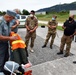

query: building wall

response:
[35,12,46,15]
[70,10,76,15]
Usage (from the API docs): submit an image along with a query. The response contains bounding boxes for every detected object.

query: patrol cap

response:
[6,10,17,17]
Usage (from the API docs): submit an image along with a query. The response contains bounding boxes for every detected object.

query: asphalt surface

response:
[18,26,76,75]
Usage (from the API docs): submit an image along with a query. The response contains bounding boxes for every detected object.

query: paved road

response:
[18,27,76,75]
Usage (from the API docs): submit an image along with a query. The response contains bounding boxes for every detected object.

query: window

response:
[17,16,20,19]
[21,16,26,19]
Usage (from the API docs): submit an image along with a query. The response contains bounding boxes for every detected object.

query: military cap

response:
[6,10,17,17]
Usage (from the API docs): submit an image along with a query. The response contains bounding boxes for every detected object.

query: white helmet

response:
[4,61,19,75]
[0,72,5,75]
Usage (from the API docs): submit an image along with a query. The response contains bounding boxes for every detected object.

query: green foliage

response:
[0,11,6,15]
[22,9,30,15]
[57,26,63,31]
[2,11,6,15]
[38,23,47,26]
[37,1,76,12]
[37,12,69,22]
[0,11,2,15]
[0,10,30,15]
[58,11,69,15]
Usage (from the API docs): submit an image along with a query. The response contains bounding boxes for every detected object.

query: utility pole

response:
[59,2,61,12]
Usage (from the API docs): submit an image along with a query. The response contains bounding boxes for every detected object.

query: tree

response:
[2,11,6,15]
[0,11,6,15]
[0,11,2,15]
[22,9,29,15]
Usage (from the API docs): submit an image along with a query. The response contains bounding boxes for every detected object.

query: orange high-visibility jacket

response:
[10,32,26,50]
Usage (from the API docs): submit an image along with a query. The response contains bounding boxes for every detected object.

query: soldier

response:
[25,10,38,53]
[42,15,58,49]
[0,10,17,74]
[57,15,76,57]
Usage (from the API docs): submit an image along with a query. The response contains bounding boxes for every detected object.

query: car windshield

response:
[21,16,26,19]
[17,16,20,19]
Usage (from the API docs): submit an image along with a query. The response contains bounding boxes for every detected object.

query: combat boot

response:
[42,45,46,48]
[57,51,63,55]
[50,45,52,49]
[73,61,76,64]
[64,53,69,57]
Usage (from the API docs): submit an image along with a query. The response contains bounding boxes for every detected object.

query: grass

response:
[38,23,63,31]
[36,14,69,22]
[36,12,76,22]
[57,26,63,31]
[38,23,47,26]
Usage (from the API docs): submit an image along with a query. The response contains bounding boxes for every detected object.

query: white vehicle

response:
[17,15,28,27]
[0,16,2,20]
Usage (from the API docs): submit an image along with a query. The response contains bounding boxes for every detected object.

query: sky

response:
[0,0,76,12]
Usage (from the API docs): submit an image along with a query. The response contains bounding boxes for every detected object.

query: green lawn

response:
[36,12,76,23]
[36,13,69,22]
[57,26,63,31]
[38,23,47,26]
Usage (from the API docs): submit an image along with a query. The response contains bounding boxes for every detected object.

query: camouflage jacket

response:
[48,20,58,33]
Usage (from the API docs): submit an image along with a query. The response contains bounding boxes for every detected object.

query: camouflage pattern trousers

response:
[60,35,72,55]
[25,31,36,48]
[44,32,56,47]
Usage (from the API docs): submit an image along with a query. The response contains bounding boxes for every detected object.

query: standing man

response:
[10,16,20,33]
[14,9,20,19]
[57,15,76,57]
[25,10,38,53]
[9,9,20,60]
[10,9,20,33]
[42,15,58,49]
[0,10,17,74]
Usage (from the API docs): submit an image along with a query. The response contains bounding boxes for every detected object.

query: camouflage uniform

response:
[25,16,38,48]
[60,35,72,55]
[44,20,58,47]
